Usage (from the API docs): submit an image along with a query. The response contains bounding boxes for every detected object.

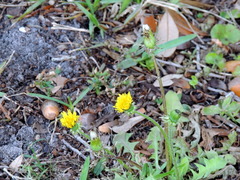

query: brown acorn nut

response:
[41,100,59,120]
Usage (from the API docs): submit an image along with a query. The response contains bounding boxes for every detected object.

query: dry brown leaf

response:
[9,154,23,172]
[0,103,11,120]
[78,113,96,130]
[51,76,68,94]
[98,120,119,133]
[112,115,145,133]
[102,48,121,61]
[172,78,190,89]
[141,14,158,32]
[112,108,146,133]
[228,76,240,97]
[225,61,240,72]
[200,127,230,150]
[116,33,137,45]
[156,10,179,57]
[168,9,207,36]
[153,74,183,87]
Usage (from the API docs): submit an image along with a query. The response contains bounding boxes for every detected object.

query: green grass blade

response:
[79,156,90,180]
[154,34,197,55]
[86,0,94,14]
[27,93,70,108]
[72,85,94,107]
[17,0,46,21]
[74,2,103,30]
[119,0,132,14]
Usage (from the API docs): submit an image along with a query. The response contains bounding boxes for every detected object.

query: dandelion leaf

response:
[113,133,138,156]
[191,156,227,180]
[146,127,162,167]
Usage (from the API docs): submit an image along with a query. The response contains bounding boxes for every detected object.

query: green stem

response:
[134,111,172,166]
[150,52,171,171]
[78,129,90,140]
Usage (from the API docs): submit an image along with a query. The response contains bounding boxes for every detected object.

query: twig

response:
[3,168,28,180]
[62,139,87,160]
[74,135,94,160]
[51,22,89,33]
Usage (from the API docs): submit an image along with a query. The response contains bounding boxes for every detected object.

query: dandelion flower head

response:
[60,109,79,128]
[113,92,133,113]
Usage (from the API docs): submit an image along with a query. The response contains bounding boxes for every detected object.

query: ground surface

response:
[0,0,240,179]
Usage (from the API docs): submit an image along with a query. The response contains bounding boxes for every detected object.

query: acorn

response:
[41,100,59,120]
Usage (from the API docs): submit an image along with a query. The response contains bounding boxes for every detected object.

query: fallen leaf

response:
[200,127,230,150]
[228,77,240,97]
[112,115,145,133]
[0,103,11,120]
[112,108,146,133]
[172,78,190,89]
[153,74,183,87]
[51,75,68,94]
[225,60,240,72]
[98,120,119,133]
[141,14,158,32]
[9,154,23,172]
[155,9,179,57]
[168,9,207,36]
[116,33,137,45]
[78,113,96,130]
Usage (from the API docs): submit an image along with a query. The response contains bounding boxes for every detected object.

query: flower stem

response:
[134,111,172,166]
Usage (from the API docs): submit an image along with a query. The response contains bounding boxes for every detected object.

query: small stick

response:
[62,139,87,160]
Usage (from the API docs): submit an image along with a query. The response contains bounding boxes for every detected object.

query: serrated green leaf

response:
[202,105,221,115]
[191,156,227,180]
[113,133,138,156]
[146,127,161,168]
[220,131,237,152]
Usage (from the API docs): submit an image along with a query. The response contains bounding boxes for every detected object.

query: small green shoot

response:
[205,52,225,70]
[189,75,198,89]
[220,9,240,19]
[202,96,240,123]
[74,1,105,38]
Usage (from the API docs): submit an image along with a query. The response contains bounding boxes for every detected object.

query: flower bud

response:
[143,24,156,49]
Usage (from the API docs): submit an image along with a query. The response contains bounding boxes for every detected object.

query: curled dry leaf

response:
[168,9,207,36]
[9,154,23,172]
[156,9,179,57]
[228,76,240,97]
[51,75,68,94]
[225,60,240,72]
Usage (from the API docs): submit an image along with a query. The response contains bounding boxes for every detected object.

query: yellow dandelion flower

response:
[113,92,133,113]
[60,109,79,128]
